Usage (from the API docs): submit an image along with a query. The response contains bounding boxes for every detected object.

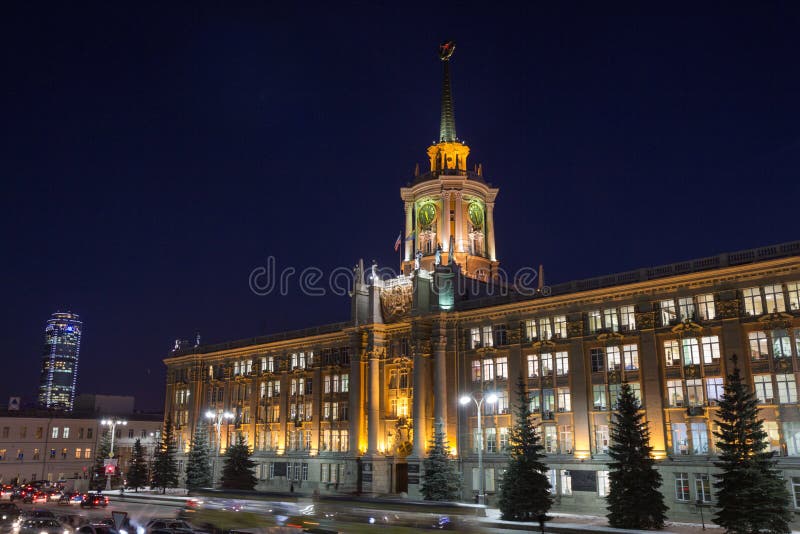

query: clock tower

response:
[400,41,499,280]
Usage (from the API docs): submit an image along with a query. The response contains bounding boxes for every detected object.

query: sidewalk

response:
[480,508,724,534]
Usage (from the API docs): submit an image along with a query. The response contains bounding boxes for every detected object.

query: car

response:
[0,487,13,501]
[75,526,121,534]
[46,492,63,503]
[144,520,194,533]
[0,503,21,531]
[13,519,70,534]
[21,492,48,505]
[57,493,83,506]
[79,494,108,508]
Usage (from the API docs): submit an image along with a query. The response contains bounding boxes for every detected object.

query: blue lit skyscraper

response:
[38,311,82,411]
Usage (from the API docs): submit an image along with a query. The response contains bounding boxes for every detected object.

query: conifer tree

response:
[421,420,461,501]
[185,422,213,490]
[91,432,112,490]
[220,433,257,490]
[498,375,553,521]
[125,438,149,491]
[606,382,667,529]
[151,419,179,494]
[713,360,790,533]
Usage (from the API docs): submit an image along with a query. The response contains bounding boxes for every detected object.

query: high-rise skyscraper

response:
[38,311,82,411]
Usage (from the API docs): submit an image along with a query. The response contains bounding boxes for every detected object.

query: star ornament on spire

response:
[439,41,455,61]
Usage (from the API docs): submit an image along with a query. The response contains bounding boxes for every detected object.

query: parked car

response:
[13,519,70,534]
[46,492,63,503]
[144,519,194,534]
[75,525,121,534]
[79,494,108,508]
[0,487,13,501]
[0,503,21,532]
[57,493,83,506]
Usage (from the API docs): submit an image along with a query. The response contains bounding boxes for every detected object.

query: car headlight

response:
[40,530,48,534]
[64,530,71,534]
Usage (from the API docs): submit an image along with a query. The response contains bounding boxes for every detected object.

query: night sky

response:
[2,4,799,411]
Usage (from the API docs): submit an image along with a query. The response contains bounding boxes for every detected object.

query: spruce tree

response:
[185,422,213,490]
[126,439,148,491]
[498,375,553,521]
[151,419,179,494]
[713,360,790,533]
[421,420,461,501]
[220,433,257,490]
[607,382,667,529]
[91,432,112,490]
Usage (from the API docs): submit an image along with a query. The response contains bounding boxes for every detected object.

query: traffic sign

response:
[112,511,128,531]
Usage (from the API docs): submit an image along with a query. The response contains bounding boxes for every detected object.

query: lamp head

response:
[205,411,214,419]
[459,395,471,405]
[486,393,498,404]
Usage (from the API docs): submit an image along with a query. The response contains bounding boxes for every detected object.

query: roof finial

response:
[438,41,457,143]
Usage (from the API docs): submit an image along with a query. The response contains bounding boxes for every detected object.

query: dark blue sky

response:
[2,3,799,410]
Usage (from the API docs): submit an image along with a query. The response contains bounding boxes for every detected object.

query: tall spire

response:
[438,41,457,143]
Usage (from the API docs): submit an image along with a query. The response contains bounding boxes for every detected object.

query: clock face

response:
[418,203,437,227]
[468,202,484,228]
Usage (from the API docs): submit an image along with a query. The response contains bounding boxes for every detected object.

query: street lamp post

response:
[459,391,497,506]
[100,418,127,490]
[205,410,234,487]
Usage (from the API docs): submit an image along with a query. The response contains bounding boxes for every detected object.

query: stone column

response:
[412,348,428,457]
[367,351,381,454]
[404,201,413,262]
[454,192,464,253]
[433,333,448,428]
[486,202,496,261]
[441,192,450,253]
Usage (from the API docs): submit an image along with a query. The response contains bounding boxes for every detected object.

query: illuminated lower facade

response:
[165,241,800,523]
[38,312,82,411]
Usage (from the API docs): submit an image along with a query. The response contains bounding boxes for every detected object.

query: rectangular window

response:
[588,310,602,333]
[706,377,723,405]
[493,324,507,346]
[560,469,573,495]
[773,330,792,359]
[700,336,721,363]
[525,319,537,341]
[486,428,497,453]
[675,473,690,501]
[559,425,573,453]
[742,287,763,316]
[544,426,557,454]
[598,470,610,497]
[603,308,619,332]
[557,388,571,412]
[499,427,509,451]
[540,353,553,375]
[764,284,786,313]
[788,283,800,311]
[526,355,539,378]
[607,346,621,371]
[792,477,800,508]
[529,390,541,413]
[691,422,708,455]
[482,325,494,347]
[471,360,481,381]
[84,448,91,459]
[543,389,555,415]
[538,318,553,341]
[695,474,712,503]
[687,378,704,407]
[590,348,605,373]
[667,380,684,407]
[682,338,700,365]
[595,425,609,453]
[593,384,607,410]
[622,344,639,370]
[776,374,797,404]
[482,359,495,381]
[749,331,769,360]
[664,340,681,367]
[496,357,508,379]
[672,423,688,455]
[608,384,621,408]
[52,427,59,439]
[553,315,567,338]
[629,382,642,404]
[660,299,677,325]
[754,375,775,404]
[341,374,349,392]
[696,293,716,320]
[784,423,800,457]
[619,305,636,331]
[74,448,82,459]
[470,327,481,349]
[555,352,569,376]
[63,427,69,439]
[678,297,695,320]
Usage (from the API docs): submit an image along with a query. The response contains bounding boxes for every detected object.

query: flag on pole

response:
[394,233,402,251]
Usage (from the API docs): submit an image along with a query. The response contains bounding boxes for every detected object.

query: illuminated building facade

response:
[163,44,800,524]
[38,312,82,411]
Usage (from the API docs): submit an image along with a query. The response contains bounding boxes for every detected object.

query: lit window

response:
[773,329,792,359]
[557,388,571,412]
[482,359,495,381]
[590,348,605,372]
[700,336,721,363]
[525,320,537,341]
[696,293,716,320]
[592,384,607,410]
[672,423,688,455]
[553,316,567,338]
[686,379,704,407]
[675,472,690,501]
[588,310,602,333]
[606,346,621,371]
[682,338,700,365]
[660,299,677,325]
[619,305,636,331]
[75,448,82,459]
[540,353,553,375]
[538,318,553,341]
[695,474,711,503]
[705,377,723,405]
[482,326,494,347]
[529,390,541,413]
[763,284,786,313]
[776,374,797,404]
[496,357,508,379]
[667,380,684,407]
[622,344,639,370]
[748,331,769,360]
[559,425,573,454]
[664,340,681,367]
[526,355,539,378]
[555,352,569,376]
[597,470,610,497]
[544,426,557,454]
[52,427,59,439]
[560,469,572,495]
[470,327,481,349]
[742,287,763,316]
[791,478,800,508]
[678,297,695,320]
[753,375,774,404]
[691,422,708,454]
[603,308,619,332]
[784,423,800,457]
[471,360,481,381]
[787,283,800,311]
[595,425,609,454]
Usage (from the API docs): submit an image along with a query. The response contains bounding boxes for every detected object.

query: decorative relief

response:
[598,332,624,346]
[717,299,740,319]
[776,358,793,373]
[507,326,522,345]
[566,320,584,338]
[759,311,794,330]
[671,319,704,338]
[531,340,556,352]
[380,280,413,323]
[684,364,699,379]
[635,311,656,330]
